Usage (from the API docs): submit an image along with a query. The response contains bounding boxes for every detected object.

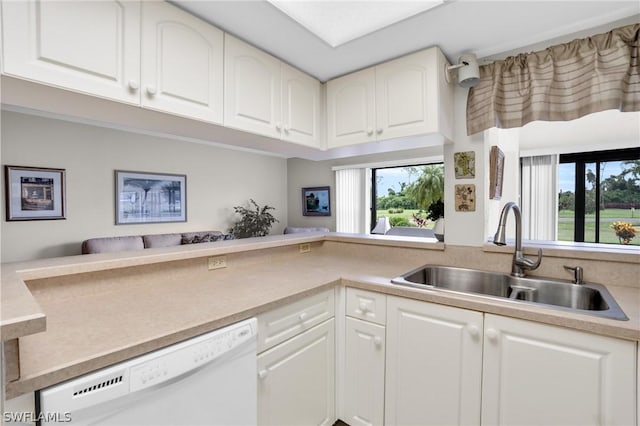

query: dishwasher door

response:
[38,318,257,426]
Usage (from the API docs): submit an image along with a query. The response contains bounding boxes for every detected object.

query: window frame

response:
[370,162,444,233]
[559,147,639,243]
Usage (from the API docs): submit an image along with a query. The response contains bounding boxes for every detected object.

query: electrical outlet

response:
[299,243,311,253]
[208,256,227,270]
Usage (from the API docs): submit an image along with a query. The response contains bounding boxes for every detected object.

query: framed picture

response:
[302,186,331,216]
[455,184,476,212]
[115,170,186,224]
[5,165,66,221]
[489,146,505,200]
[454,151,475,179]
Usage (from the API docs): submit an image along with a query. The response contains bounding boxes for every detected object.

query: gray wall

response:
[286,146,445,232]
[1,111,288,262]
[287,158,336,231]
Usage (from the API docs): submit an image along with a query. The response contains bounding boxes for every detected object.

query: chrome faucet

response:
[493,202,542,277]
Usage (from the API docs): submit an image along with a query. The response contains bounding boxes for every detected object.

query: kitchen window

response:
[370,163,444,235]
[558,147,640,245]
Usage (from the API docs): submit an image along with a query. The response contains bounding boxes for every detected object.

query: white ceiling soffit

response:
[171,1,640,82]
[266,1,444,48]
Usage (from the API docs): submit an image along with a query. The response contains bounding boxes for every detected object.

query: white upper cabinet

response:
[1,0,141,104]
[281,63,321,148]
[141,1,223,124]
[327,47,453,149]
[326,68,376,148]
[1,0,224,124]
[224,34,282,139]
[224,35,322,147]
[482,314,636,426]
[376,49,439,140]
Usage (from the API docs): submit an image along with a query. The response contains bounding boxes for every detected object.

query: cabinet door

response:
[1,0,140,104]
[385,296,483,426]
[281,63,321,148]
[482,314,636,426]
[375,49,438,140]
[258,319,335,426]
[326,68,376,148]
[141,2,223,124]
[344,317,385,426]
[224,35,281,138]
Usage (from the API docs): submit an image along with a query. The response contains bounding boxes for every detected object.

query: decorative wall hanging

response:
[115,170,186,224]
[5,165,66,221]
[489,146,505,200]
[302,186,331,216]
[455,184,476,212]
[454,151,475,179]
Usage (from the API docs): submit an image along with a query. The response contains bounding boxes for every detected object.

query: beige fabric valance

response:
[467,23,640,135]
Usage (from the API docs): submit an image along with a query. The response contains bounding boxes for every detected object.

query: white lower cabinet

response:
[384,296,483,426]
[482,314,636,426]
[343,317,385,426]
[257,318,335,426]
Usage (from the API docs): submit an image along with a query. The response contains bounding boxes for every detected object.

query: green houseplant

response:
[231,199,279,238]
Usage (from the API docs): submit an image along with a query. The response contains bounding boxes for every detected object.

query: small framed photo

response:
[116,170,186,224]
[454,151,475,179]
[302,186,331,216]
[455,184,476,212]
[5,165,66,221]
[489,146,505,200]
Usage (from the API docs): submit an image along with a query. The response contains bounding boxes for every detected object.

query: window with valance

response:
[467,23,640,135]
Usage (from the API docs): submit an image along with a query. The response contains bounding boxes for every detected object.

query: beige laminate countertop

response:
[2,233,639,399]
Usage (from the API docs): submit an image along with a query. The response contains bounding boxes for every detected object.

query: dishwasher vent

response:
[73,374,123,397]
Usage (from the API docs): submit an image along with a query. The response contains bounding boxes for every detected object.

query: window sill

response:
[483,239,639,264]
[326,232,445,250]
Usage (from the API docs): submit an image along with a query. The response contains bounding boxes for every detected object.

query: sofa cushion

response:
[143,233,182,249]
[181,231,225,245]
[283,227,330,234]
[81,236,144,254]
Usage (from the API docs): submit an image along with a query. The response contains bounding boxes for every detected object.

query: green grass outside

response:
[377,207,638,245]
[558,208,639,246]
[558,208,640,219]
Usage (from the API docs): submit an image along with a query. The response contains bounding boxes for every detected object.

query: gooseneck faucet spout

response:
[493,202,542,277]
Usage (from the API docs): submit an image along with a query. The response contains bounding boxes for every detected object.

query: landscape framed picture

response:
[302,186,331,216]
[5,165,66,221]
[115,170,186,224]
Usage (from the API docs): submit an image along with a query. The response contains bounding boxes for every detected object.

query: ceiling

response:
[171,0,639,82]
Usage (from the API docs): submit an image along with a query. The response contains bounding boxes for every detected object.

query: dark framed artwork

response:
[5,165,66,221]
[489,146,505,200]
[115,170,186,224]
[302,186,331,216]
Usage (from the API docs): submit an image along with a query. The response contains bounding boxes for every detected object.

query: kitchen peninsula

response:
[2,233,638,413]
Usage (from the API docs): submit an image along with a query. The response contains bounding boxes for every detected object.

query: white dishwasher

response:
[38,318,257,426]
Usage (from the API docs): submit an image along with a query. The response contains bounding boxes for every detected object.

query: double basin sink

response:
[391,265,628,321]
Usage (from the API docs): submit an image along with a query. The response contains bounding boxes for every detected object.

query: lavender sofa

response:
[81,231,233,254]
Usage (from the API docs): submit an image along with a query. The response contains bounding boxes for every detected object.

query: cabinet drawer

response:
[346,288,386,325]
[258,289,335,353]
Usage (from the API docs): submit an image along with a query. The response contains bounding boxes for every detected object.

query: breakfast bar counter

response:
[2,233,639,399]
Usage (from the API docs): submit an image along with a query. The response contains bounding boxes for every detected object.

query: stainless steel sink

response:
[391,265,628,320]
